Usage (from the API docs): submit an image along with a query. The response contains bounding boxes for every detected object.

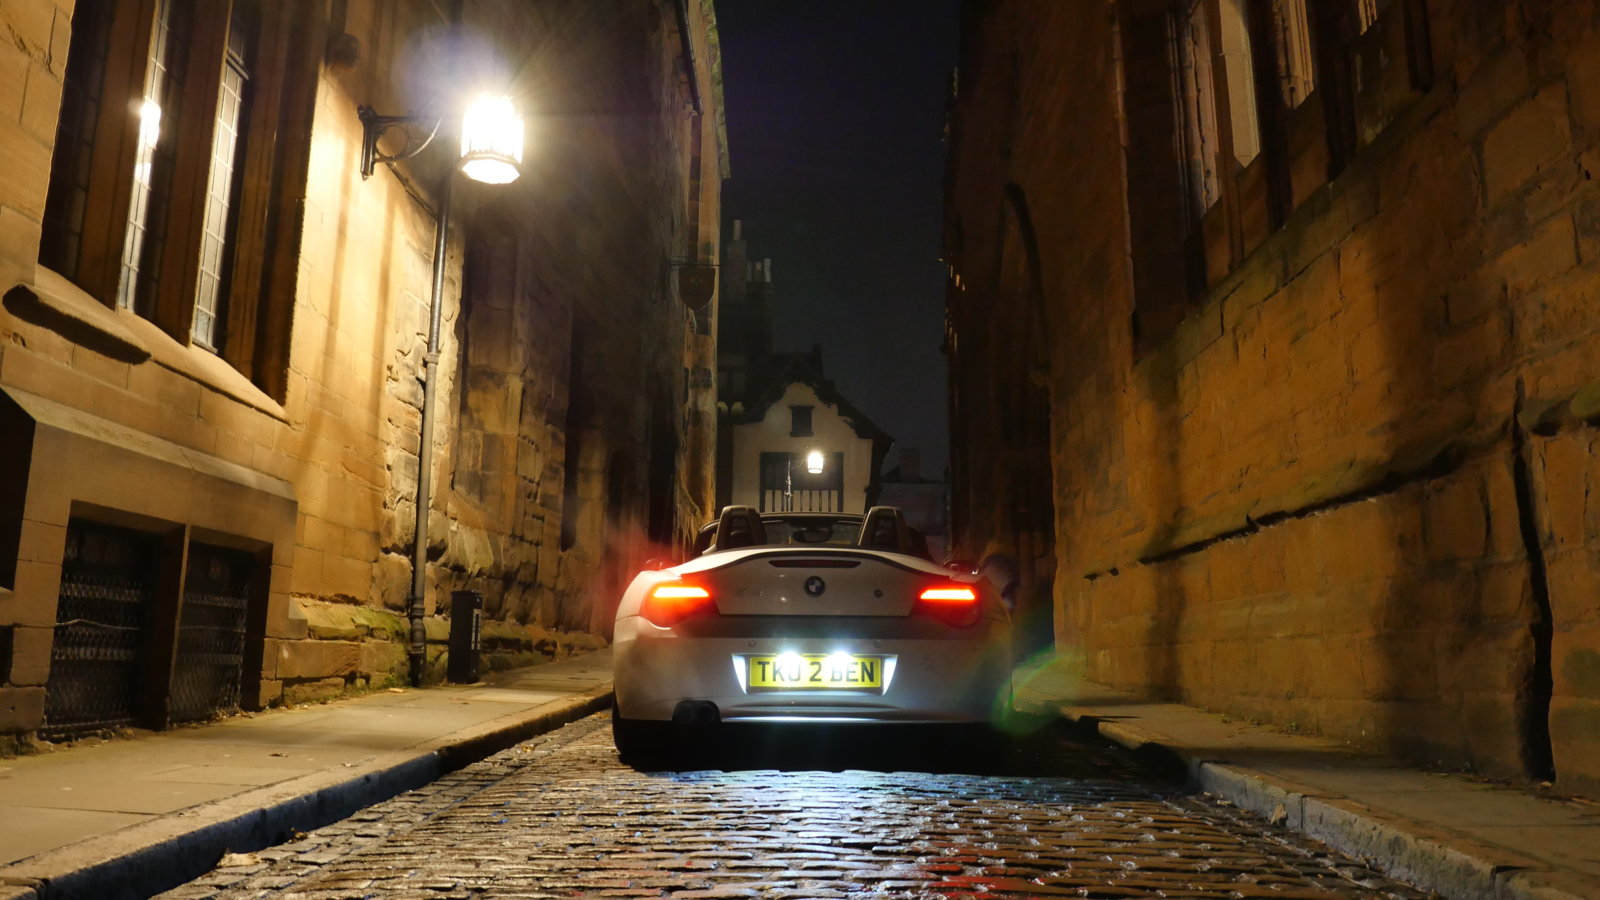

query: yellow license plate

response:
[747,654,883,689]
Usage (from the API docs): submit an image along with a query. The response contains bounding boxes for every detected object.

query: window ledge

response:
[120,311,289,424]
[6,266,287,423]
[3,267,152,363]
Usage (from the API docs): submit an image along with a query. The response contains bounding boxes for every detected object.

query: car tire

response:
[611,708,663,764]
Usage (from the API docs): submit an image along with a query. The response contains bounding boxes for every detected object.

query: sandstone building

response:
[0,0,724,745]
[946,0,1600,795]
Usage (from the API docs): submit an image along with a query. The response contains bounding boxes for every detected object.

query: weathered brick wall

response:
[947,0,1600,794]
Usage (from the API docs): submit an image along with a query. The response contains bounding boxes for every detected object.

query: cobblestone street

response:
[157,714,1436,899]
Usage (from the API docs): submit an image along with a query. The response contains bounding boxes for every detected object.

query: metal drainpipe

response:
[409,173,453,687]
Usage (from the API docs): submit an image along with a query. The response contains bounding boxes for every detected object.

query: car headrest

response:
[858,506,909,553]
[715,505,767,550]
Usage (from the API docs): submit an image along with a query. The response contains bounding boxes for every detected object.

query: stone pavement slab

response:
[1012,658,1600,900]
[0,649,612,899]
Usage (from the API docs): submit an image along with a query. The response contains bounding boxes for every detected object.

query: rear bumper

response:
[612,617,1012,724]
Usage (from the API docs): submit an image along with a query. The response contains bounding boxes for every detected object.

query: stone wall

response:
[0,0,723,739]
[945,0,1600,794]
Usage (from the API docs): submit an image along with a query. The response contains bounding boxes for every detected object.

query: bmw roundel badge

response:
[804,576,826,597]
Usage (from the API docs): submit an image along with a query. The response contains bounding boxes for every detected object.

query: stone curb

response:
[1063,709,1596,900]
[0,684,613,900]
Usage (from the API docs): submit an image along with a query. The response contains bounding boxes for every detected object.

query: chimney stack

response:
[724,219,748,304]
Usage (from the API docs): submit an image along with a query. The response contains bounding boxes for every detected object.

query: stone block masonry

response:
[945,0,1600,795]
[0,0,726,745]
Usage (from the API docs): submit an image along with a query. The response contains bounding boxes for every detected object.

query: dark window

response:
[38,0,313,397]
[1175,0,1222,217]
[39,0,115,279]
[789,405,814,437]
[1274,0,1315,108]
[191,6,255,350]
[1117,0,1431,343]
[113,0,190,315]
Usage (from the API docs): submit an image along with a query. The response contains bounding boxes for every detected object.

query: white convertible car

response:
[610,505,1013,760]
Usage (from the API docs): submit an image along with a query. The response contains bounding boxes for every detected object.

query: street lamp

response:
[358,94,525,183]
[458,94,524,184]
[359,94,524,685]
[805,450,826,475]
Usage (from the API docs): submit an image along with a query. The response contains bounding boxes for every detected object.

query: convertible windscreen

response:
[761,517,862,548]
[691,509,935,560]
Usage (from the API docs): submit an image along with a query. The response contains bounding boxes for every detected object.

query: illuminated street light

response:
[458,94,524,184]
[358,94,526,182]
[806,450,826,475]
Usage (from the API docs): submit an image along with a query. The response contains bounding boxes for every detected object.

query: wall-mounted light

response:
[458,94,524,184]
[805,450,826,475]
[358,94,525,184]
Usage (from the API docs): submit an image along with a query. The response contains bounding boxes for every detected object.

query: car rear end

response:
[612,547,1012,726]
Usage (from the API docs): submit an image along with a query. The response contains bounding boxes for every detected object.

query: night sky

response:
[714,0,962,477]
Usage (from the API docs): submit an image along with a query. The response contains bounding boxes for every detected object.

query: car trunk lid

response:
[698,551,926,617]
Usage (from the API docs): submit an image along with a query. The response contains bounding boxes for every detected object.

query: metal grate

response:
[44,520,158,738]
[170,543,253,723]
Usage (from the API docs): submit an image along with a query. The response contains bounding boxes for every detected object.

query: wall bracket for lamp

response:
[358,106,444,179]
[669,259,718,309]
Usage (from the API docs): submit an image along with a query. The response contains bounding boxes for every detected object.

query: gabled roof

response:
[735,351,893,447]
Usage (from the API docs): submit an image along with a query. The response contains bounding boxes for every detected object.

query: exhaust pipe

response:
[672,700,720,725]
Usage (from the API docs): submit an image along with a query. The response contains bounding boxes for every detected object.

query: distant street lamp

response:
[359,93,525,686]
[806,450,826,475]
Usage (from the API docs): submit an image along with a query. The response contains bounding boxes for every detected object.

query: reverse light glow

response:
[459,94,524,184]
[805,450,825,475]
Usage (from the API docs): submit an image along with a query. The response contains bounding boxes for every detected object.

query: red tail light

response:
[914,584,980,626]
[641,582,715,627]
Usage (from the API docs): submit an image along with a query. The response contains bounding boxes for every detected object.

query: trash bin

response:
[448,590,483,683]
